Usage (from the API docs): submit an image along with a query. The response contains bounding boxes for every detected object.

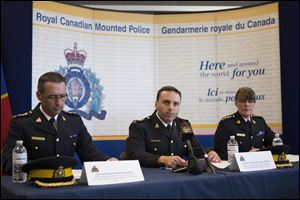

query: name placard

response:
[230,151,276,172]
[80,160,144,186]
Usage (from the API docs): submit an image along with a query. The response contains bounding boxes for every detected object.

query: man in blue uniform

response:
[2,72,116,175]
[214,87,276,160]
[125,86,220,169]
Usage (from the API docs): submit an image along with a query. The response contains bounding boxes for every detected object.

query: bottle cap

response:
[16,140,23,145]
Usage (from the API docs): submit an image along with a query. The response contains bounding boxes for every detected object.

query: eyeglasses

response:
[44,94,68,100]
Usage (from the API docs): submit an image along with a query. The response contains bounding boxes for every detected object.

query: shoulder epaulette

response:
[132,116,150,124]
[13,111,32,119]
[179,117,188,121]
[221,114,235,121]
[62,110,79,116]
[251,114,263,118]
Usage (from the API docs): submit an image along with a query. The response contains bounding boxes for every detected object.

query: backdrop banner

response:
[32,2,281,138]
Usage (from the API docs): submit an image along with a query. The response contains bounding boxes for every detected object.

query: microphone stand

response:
[186,139,206,174]
[180,121,216,174]
[193,135,216,174]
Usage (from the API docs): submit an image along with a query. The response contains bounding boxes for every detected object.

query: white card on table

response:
[230,151,276,172]
[79,160,144,186]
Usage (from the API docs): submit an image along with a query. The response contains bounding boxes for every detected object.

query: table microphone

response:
[180,121,216,174]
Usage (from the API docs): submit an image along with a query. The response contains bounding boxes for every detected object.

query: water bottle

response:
[227,135,239,164]
[12,140,27,183]
[272,133,283,146]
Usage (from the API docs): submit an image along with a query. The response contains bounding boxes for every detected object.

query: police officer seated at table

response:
[125,86,220,169]
[2,72,117,175]
[214,87,276,160]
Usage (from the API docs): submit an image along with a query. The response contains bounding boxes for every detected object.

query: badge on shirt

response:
[256,131,265,136]
[236,133,245,137]
[31,136,45,141]
[150,139,161,143]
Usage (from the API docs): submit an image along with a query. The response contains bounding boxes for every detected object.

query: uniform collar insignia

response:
[155,123,160,128]
[236,120,241,124]
[252,119,256,124]
[62,116,66,121]
[36,117,42,123]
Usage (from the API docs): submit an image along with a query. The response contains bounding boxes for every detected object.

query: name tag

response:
[31,136,45,141]
[236,133,245,137]
[150,139,161,143]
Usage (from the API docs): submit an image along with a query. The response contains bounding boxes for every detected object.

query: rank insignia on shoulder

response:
[252,114,262,118]
[132,119,142,124]
[222,114,235,121]
[236,120,241,124]
[64,111,78,116]
[36,117,42,123]
[13,111,31,118]
[154,123,160,128]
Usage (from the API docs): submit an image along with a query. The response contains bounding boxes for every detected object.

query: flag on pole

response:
[1,64,12,149]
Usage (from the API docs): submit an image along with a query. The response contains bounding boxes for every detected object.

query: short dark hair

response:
[38,72,65,93]
[235,87,256,102]
[156,86,181,101]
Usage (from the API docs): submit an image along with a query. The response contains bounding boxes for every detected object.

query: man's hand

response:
[249,147,259,152]
[207,151,221,163]
[158,155,187,169]
[107,157,118,161]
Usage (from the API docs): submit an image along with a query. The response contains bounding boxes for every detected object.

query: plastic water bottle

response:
[12,140,27,183]
[227,135,239,164]
[272,133,283,146]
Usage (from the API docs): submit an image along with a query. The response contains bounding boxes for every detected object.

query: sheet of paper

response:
[287,154,299,162]
[211,161,230,169]
[72,169,82,179]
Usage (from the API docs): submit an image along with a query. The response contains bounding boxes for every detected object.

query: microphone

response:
[180,121,216,174]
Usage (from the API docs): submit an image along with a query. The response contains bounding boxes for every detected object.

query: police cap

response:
[260,145,293,168]
[22,156,78,187]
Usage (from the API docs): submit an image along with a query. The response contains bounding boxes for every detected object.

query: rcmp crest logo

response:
[56,42,106,120]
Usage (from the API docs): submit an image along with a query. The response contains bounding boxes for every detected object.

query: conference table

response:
[1,162,298,199]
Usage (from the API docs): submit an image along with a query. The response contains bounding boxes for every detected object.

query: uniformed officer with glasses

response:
[2,72,117,175]
[213,87,276,160]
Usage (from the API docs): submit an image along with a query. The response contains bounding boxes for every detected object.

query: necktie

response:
[167,124,172,135]
[49,118,57,132]
[167,124,173,154]
[247,120,252,134]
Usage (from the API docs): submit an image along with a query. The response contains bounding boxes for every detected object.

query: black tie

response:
[247,120,252,134]
[49,118,57,132]
[167,124,172,135]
